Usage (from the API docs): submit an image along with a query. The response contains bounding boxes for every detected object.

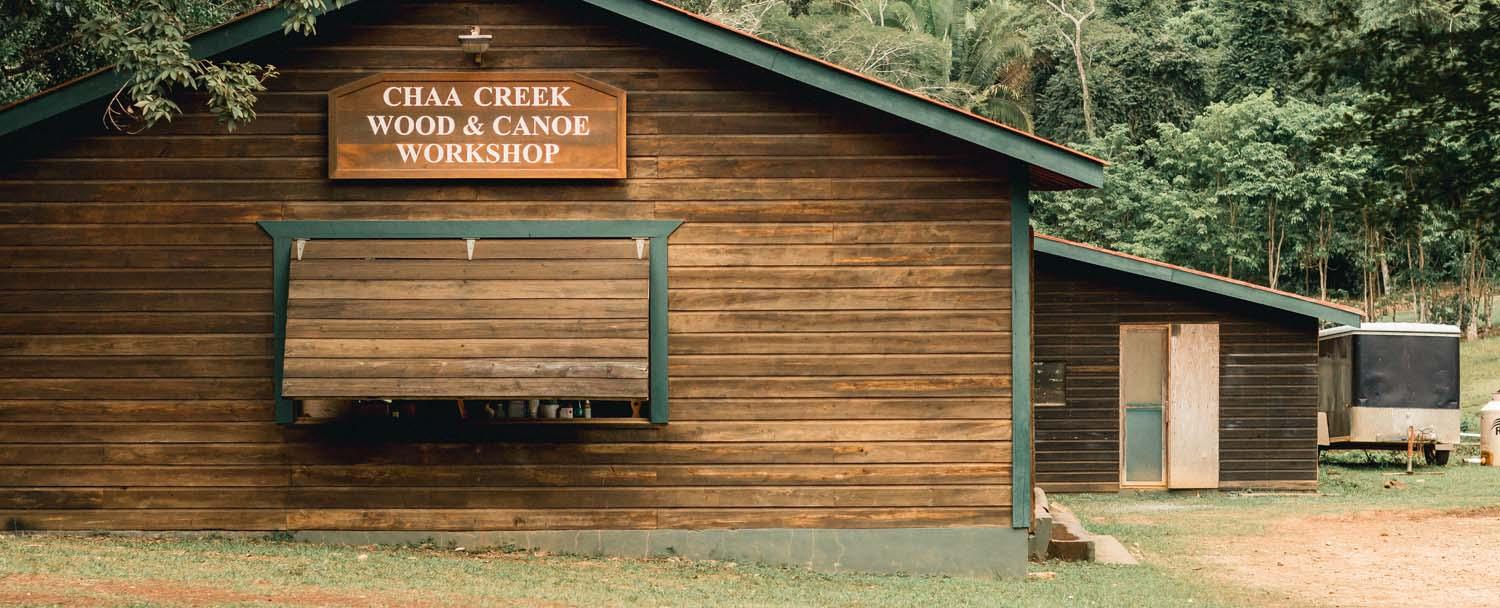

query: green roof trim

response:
[0,0,1103,187]
[1036,235,1364,327]
[0,1,364,138]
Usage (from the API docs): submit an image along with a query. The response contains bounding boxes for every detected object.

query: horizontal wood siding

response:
[0,0,1014,531]
[1034,256,1318,493]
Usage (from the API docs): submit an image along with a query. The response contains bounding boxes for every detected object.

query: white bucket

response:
[1480,391,1500,466]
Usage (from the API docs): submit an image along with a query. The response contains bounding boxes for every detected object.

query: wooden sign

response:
[328,72,626,179]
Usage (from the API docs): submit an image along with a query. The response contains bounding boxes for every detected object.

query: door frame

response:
[1119,324,1170,488]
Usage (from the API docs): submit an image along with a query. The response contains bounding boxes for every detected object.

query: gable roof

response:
[1035,233,1364,326]
[0,0,1104,190]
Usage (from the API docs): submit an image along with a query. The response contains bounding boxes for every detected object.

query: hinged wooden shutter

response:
[281,239,649,399]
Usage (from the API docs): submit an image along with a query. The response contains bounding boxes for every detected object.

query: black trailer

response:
[1318,323,1461,464]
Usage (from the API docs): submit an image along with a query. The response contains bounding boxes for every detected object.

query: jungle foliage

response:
[2,0,1496,333]
[678,0,1500,334]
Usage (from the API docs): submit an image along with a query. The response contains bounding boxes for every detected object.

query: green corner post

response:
[1009,162,1033,529]
[648,236,671,423]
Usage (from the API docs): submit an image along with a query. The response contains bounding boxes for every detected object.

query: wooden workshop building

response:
[0,0,1110,576]
[1030,235,1363,493]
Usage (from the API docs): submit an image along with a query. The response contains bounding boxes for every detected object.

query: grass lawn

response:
[0,532,1233,608]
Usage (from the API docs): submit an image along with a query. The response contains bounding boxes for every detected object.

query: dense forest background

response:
[670,0,1499,336]
[3,0,1497,335]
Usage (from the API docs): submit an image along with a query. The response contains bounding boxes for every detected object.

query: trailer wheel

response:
[1422,444,1451,466]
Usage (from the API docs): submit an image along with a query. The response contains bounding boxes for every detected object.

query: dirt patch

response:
[0,573,567,608]
[1196,507,1500,607]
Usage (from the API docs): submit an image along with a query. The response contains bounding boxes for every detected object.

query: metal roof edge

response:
[1035,234,1365,327]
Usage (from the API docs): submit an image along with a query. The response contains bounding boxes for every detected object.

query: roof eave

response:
[0,0,1104,189]
[1035,237,1364,327]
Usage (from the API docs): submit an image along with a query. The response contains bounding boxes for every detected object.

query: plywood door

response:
[1168,323,1220,489]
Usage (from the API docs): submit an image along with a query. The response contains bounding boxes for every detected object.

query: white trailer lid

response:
[1318,322,1461,340]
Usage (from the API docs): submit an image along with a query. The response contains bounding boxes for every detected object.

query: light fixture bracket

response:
[458,26,493,65]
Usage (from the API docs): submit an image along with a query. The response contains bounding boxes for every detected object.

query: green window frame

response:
[258,220,682,425]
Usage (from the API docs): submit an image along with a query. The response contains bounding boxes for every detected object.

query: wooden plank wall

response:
[1034,256,1319,493]
[0,0,1015,531]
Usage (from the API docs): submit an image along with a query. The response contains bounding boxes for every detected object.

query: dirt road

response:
[1196,506,1500,608]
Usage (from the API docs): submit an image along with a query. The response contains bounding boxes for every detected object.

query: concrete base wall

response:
[294,527,1028,578]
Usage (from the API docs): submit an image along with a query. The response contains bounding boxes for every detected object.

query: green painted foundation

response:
[292,527,1029,578]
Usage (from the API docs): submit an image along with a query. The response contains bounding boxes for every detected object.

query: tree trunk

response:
[1317,210,1329,301]
[1378,236,1391,297]
[1405,238,1419,322]
[1045,1,1098,140]
[1227,201,1237,280]
[1361,209,1377,320]
[1072,28,1095,139]
[1416,226,1428,322]
[1463,221,1482,340]
[1481,255,1494,337]
[1318,258,1328,300]
[1266,202,1275,289]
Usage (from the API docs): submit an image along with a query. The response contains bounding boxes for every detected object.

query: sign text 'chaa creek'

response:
[365,85,591,165]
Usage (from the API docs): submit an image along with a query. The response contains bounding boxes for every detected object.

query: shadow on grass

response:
[1320,449,1441,469]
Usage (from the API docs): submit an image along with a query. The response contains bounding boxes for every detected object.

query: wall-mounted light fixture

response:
[458,26,492,65]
